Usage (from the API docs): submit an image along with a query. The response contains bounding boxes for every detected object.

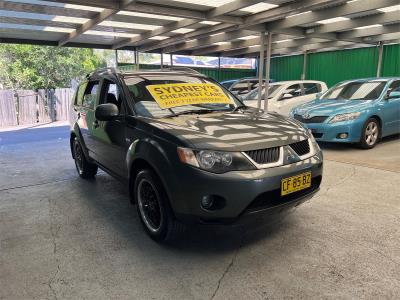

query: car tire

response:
[358,118,380,149]
[73,137,98,178]
[134,169,186,242]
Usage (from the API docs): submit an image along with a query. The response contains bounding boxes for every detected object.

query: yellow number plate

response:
[281,172,312,196]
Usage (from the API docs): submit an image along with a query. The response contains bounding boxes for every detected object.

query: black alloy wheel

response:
[73,137,98,178]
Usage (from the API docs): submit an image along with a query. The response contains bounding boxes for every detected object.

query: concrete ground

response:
[0,123,399,300]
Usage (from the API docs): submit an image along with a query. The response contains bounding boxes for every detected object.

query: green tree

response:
[0,44,106,90]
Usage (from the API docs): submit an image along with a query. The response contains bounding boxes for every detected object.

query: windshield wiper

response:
[164,109,225,118]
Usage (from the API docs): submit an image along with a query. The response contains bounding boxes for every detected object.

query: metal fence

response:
[0,88,74,127]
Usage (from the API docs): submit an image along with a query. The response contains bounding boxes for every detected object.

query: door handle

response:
[93,120,99,128]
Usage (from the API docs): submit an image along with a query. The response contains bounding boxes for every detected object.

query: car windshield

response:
[123,74,242,118]
[243,84,282,100]
[322,80,387,100]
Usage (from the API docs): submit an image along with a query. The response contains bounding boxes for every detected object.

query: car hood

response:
[144,110,308,151]
[293,99,372,116]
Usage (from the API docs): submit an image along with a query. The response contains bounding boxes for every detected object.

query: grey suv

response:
[70,68,323,242]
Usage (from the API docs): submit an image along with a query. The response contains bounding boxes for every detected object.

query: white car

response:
[242,80,328,116]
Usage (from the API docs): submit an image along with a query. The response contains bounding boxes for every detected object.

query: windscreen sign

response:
[146,83,233,109]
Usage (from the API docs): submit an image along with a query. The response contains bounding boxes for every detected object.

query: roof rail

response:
[86,67,117,78]
[161,67,203,75]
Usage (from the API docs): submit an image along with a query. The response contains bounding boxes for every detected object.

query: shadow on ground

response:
[76,172,295,255]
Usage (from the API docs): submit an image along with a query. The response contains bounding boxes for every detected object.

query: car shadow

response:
[77,172,299,255]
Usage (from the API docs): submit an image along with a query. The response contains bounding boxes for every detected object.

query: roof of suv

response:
[87,67,208,80]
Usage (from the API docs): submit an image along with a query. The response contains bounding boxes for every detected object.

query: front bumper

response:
[303,119,364,143]
[167,151,323,224]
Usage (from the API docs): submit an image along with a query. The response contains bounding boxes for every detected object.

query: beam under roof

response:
[221,37,331,57]
[138,0,344,52]
[193,10,400,56]
[217,24,383,57]
[141,0,397,53]
[146,0,397,53]
[339,23,400,40]
[0,0,97,18]
[311,11,399,34]
[59,0,140,46]
[162,30,259,53]
[111,0,266,49]
[58,8,114,46]
[0,0,399,57]
[265,0,398,32]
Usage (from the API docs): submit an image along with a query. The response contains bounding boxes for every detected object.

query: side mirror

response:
[95,103,119,121]
[386,90,400,100]
[281,93,293,100]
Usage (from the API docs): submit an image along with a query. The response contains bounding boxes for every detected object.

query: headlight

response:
[329,112,361,123]
[177,147,255,173]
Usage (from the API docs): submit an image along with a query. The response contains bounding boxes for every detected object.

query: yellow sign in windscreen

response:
[146,83,233,109]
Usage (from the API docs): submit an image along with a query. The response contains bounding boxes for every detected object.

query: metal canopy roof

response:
[0,0,399,57]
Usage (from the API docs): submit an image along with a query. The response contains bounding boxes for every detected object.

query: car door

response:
[381,80,400,136]
[92,79,129,178]
[78,80,100,159]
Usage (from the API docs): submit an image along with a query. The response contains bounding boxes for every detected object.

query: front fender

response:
[70,123,92,161]
[126,138,185,213]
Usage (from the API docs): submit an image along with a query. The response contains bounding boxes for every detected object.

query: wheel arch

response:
[70,124,91,160]
[127,139,176,209]
[368,115,382,137]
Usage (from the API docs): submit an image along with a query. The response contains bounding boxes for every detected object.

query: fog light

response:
[201,196,214,209]
[337,133,348,139]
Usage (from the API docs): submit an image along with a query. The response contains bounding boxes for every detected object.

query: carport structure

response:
[1,0,399,109]
[1,0,399,56]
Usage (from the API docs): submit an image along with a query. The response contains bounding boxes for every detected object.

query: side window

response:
[281,84,302,99]
[388,80,400,92]
[99,80,122,110]
[303,83,321,95]
[82,81,99,109]
[75,82,87,106]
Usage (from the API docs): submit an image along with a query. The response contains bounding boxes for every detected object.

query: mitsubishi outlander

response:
[70,68,323,242]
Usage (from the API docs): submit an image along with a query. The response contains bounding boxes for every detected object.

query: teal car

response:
[290,78,400,149]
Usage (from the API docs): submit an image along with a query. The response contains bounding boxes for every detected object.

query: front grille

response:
[290,139,310,156]
[294,114,328,124]
[245,146,280,164]
[247,175,322,212]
